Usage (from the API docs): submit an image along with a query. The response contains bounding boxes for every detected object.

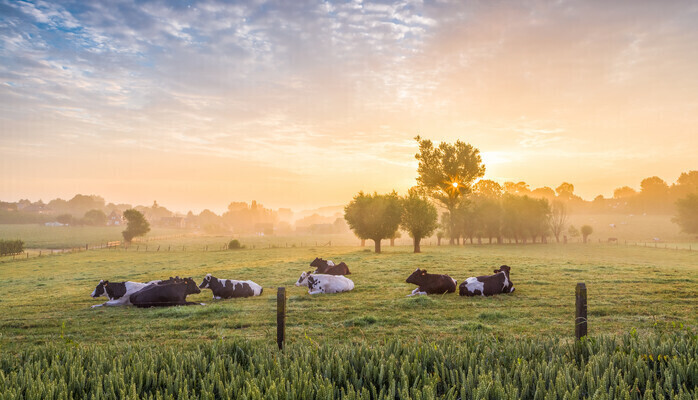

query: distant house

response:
[107,210,124,226]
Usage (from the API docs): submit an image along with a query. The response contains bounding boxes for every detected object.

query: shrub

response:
[0,239,24,256]
[228,239,242,250]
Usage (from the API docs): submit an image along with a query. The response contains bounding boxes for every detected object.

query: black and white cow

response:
[199,274,263,299]
[295,271,354,294]
[90,279,160,308]
[458,265,515,297]
[405,268,457,296]
[130,277,202,307]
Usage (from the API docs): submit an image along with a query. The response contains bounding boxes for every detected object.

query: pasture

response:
[0,241,695,353]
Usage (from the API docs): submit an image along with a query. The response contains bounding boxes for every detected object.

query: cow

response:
[199,274,263,299]
[90,279,161,308]
[295,271,354,294]
[458,265,515,297]
[405,268,457,296]
[310,257,351,275]
[90,277,184,308]
[130,277,203,307]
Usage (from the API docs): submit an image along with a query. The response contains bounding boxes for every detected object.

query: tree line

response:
[344,137,696,252]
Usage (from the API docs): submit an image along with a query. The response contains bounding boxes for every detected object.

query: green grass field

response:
[0,242,695,353]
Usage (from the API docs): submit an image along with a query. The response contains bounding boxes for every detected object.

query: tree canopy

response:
[672,193,698,235]
[400,188,438,253]
[414,136,485,244]
[344,191,402,253]
[122,209,150,243]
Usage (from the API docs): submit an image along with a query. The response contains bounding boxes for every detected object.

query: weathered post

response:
[277,287,286,350]
[86,243,89,250]
[575,283,587,340]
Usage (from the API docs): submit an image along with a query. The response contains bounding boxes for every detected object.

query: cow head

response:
[91,280,108,298]
[296,271,312,287]
[406,268,427,285]
[496,265,515,293]
[183,277,201,294]
[310,258,324,268]
[199,274,215,289]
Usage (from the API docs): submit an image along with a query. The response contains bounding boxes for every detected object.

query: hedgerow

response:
[0,239,23,256]
[1,331,696,399]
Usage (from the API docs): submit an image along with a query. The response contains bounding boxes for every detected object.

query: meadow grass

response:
[0,242,695,353]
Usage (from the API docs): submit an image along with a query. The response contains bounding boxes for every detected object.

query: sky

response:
[1,0,697,213]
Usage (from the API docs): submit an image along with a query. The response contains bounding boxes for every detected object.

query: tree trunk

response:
[413,237,421,253]
[555,234,560,243]
[361,239,365,247]
[437,237,442,246]
[477,237,482,245]
[374,239,381,253]
[390,238,395,246]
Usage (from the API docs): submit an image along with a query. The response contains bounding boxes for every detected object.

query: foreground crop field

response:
[2,332,696,399]
[0,243,696,352]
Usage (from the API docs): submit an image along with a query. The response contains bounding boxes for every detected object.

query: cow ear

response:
[494,269,499,273]
[421,270,427,275]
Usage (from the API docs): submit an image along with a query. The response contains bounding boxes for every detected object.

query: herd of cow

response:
[90,257,515,308]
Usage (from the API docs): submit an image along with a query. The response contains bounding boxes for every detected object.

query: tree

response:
[344,191,402,253]
[56,214,74,225]
[555,182,575,200]
[639,176,669,213]
[672,193,698,235]
[613,186,637,199]
[414,136,485,244]
[568,225,580,240]
[473,179,503,199]
[581,225,593,243]
[83,209,107,226]
[122,209,150,243]
[400,188,438,253]
[549,200,568,243]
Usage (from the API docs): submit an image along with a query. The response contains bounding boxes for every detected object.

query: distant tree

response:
[344,191,402,253]
[549,200,568,243]
[474,198,502,244]
[567,225,579,239]
[228,239,242,250]
[613,186,637,199]
[83,209,107,226]
[531,186,556,201]
[122,209,150,243]
[473,179,503,199]
[504,181,530,196]
[400,188,438,253]
[389,230,402,247]
[555,182,575,200]
[639,176,669,213]
[580,225,593,243]
[436,231,444,246]
[414,136,485,244]
[672,193,698,235]
[56,214,74,225]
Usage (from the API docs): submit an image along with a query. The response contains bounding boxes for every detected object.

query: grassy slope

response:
[0,243,695,352]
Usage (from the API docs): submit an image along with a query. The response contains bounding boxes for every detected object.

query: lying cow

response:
[405,268,457,296]
[310,257,351,275]
[459,265,515,297]
[130,277,203,307]
[90,279,162,308]
[199,274,263,299]
[295,271,354,294]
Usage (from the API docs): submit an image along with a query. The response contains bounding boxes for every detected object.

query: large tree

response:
[122,209,150,243]
[549,200,568,243]
[344,191,402,253]
[581,225,593,244]
[414,136,485,244]
[400,188,438,253]
[672,193,698,235]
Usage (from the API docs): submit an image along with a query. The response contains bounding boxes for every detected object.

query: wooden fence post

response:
[277,287,286,350]
[575,282,587,340]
